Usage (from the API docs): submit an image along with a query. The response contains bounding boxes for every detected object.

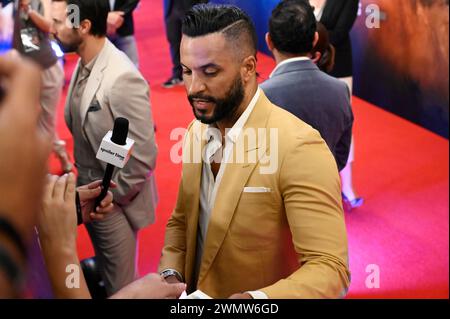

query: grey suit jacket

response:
[261,59,353,171]
[65,39,158,230]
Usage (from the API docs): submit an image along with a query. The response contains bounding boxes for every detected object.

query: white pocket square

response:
[243,187,272,193]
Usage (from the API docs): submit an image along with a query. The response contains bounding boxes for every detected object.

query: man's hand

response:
[37,174,92,299]
[107,11,124,36]
[0,54,50,241]
[164,275,182,284]
[37,173,78,250]
[77,180,116,223]
[111,273,187,299]
[19,0,31,11]
[228,293,253,299]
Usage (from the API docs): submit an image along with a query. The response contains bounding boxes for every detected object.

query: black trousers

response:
[165,4,188,79]
[164,0,208,78]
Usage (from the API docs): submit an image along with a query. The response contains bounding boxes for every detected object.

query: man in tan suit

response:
[159,4,350,299]
[52,0,158,295]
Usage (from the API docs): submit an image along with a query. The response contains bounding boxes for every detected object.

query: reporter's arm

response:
[110,273,186,299]
[0,55,49,243]
[0,54,49,297]
[38,174,91,299]
[25,0,54,34]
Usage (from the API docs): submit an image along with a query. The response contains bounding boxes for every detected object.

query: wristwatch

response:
[160,269,184,282]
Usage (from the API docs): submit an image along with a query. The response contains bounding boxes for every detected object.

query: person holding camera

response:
[37,173,186,299]
[13,0,72,174]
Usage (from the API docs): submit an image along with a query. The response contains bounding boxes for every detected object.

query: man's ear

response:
[79,19,91,35]
[241,55,257,83]
[311,51,322,65]
[265,32,274,52]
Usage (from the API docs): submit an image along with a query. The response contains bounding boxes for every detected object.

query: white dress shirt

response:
[312,0,327,20]
[195,88,268,299]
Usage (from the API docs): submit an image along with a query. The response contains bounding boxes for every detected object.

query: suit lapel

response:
[183,121,207,287]
[64,59,81,132]
[197,92,273,285]
[79,39,111,127]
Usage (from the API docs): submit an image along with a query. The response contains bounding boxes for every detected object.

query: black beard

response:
[55,37,81,53]
[188,75,245,125]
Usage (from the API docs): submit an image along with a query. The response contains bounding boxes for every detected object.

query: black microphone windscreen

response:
[111,117,129,145]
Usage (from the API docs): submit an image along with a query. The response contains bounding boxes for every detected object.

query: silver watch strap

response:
[160,269,184,282]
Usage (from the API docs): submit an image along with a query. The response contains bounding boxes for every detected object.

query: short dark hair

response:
[269,0,317,55]
[182,4,258,58]
[54,0,109,37]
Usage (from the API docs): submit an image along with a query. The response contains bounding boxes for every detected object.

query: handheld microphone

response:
[94,117,134,211]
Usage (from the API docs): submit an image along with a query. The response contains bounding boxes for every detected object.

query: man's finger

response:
[87,180,103,189]
[95,203,114,214]
[64,173,76,202]
[53,174,68,199]
[166,283,187,299]
[89,213,105,222]
[78,187,101,201]
[43,175,58,202]
[85,180,116,190]
[100,191,113,207]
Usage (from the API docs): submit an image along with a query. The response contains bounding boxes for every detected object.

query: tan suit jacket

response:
[65,39,158,230]
[159,91,350,298]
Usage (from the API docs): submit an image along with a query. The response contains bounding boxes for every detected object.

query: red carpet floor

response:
[49,1,449,299]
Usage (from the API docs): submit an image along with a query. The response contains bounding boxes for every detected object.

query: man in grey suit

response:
[261,0,353,171]
[52,0,158,295]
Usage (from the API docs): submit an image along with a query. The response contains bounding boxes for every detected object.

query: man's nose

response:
[188,74,206,95]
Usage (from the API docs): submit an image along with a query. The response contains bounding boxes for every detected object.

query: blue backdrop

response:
[163,0,279,54]
[164,0,449,137]
[210,0,279,55]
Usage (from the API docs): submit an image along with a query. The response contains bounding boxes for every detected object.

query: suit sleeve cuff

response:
[246,290,269,299]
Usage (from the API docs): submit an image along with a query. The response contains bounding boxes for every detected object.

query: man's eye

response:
[183,70,192,75]
[204,70,218,76]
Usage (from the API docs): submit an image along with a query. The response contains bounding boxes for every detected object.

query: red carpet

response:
[49,1,449,299]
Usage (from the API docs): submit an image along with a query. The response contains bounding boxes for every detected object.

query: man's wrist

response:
[39,236,77,257]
